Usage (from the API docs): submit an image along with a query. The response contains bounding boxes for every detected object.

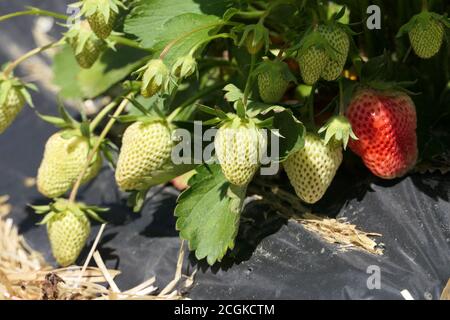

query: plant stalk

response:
[0,7,68,23]
[2,39,64,79]
[69,93,134,203]
[339,78,345,115]
[243,53,256,108]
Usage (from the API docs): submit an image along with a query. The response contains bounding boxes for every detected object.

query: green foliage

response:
[4,0,450,266]
[124,0,231,48]
[175,164,246,265]
[53,45,148,99]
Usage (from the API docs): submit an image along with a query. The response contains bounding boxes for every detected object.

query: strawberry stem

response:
[422,0,429,11]
[69,93,135,203]
[89,100,120,132]
[243,53,256,109]
[0,7,68,23]
[339,78,345,115]
[2,39,64,79]
[307,83,317,131]
[109,35,153,52]
[159,22,238,60]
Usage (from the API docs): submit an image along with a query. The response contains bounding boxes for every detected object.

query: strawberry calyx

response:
[0,74,36,108]
[32,198,108,225]
[172,54,198,80]
[64,20,106,55]
[318,115,357,150]
[397,11,449,38]
[70,0,126,25]
[134,59,171,98]
[253,59,297,85]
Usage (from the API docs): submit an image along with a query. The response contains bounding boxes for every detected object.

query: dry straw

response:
[0,195,193,300]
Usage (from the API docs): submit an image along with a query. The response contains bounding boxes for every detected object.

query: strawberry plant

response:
[0,0,449,267]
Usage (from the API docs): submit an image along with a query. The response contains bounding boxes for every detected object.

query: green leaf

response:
[223,83,243,103]
[153,13,223,66]
[77,47,149,98]
[272,110,305,162]
[53,45,148,99]
[175,164,247,265]
[52,46,83,98]
[124,0,230,48]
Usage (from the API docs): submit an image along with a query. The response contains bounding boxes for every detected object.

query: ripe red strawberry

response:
[346,88,418,179]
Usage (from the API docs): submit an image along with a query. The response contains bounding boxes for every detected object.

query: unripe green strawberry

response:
[115,121,173,191]
[139,59,170,98]
[47,203,91,266]
[284,133,343,204]
[72,37,105,69]
[77,0,125,39]
[256,60,296,104]
[37,131,102,198]
[0,85,25,134]
[409,18,444,59]
[87,10,117,39]
[297,47,328,85]
[65,21,105,69]
[258,72,289,103]
[215,119,267,187]
[33,199,107,267]
[318,24,349,81]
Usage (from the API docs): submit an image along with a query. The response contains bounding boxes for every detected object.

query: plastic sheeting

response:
[1,0,449,300]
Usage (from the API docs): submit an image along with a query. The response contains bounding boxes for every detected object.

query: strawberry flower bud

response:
[140,59,170,98]
[172,55,197,79]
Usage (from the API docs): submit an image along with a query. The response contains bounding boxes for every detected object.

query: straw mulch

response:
[297,213,384,255]
[0,195,194,300]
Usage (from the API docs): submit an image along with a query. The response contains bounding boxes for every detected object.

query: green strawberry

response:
[0,85,24,134]
[298,46,328,85]
[0,76,34,134]
[255,60,296,104]
[76,0,125,39]
[65,21,106,69]
[398,11,448,59]
[47,205,90,266]
[37,130,102,198]
[34,199,107,266]
[409,17,444,59]
[115,121,173,191]
[87,10,117,39]
[283,133,342,204]
[317,24,350,81]
[138,59,170,98]
[296,30,330,85]
[215,117,267,187]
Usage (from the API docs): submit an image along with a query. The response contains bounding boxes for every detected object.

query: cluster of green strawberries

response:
[0,1,448,266]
